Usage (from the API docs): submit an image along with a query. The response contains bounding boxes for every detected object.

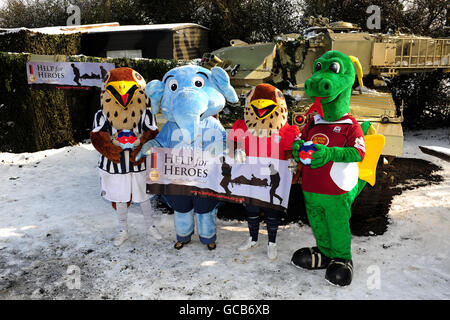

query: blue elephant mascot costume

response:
[136,65,238,250]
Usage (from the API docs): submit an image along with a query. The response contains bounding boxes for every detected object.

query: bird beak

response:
[106,80,139,109]
[250,99,278,119]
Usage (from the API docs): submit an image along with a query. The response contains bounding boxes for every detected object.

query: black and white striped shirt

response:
[92,108,157,174]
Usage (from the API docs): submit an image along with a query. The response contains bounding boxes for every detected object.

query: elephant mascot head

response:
[145,65,238,142]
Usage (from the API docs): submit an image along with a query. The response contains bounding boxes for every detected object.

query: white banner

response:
[26,61,115,88]
[146,147,293,211]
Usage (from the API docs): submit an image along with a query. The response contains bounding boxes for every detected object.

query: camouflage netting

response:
[0,29,82,55]
[0,52,72,152]
[0,52,178,153]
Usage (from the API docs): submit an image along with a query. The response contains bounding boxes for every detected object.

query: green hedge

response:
[0,52,178,153]
[0,52,72,152]
[0,30,82,55]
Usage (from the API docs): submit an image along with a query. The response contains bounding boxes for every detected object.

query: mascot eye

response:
[315,62,322,72]
[192,76,205,88]
[134,72,142,80]
[168,79,178,91]
[329,62,340,73]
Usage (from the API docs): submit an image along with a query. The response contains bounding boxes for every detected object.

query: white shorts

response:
[99,169,150,203]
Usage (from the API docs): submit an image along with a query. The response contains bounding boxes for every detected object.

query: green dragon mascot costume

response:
[291,50,384,286]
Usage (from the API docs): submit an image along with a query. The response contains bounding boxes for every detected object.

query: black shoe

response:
[207,242,216,251]
[174,240,191,250]
[291,247,331,270]
[325,258,354,286]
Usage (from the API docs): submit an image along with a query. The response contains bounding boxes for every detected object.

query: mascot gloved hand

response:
[291,51,376,286]
[138,65,238,250]
[310,144,363,169]
[227,83,301,260]
[136,139,161,159]
[90,67,162,247]
[292,139,305,163]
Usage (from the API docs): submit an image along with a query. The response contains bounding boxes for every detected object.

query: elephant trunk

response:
[171,88,209,145]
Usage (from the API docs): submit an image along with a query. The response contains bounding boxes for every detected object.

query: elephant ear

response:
[145,80,164,114]
[211,67,239,103]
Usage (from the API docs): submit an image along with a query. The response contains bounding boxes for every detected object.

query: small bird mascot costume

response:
[91,67,162,246]
[136,65,238,250]
[291,50,384,286]
[228,83,300,260]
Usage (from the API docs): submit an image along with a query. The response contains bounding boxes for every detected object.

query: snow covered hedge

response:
[0,52,178,153]
[0,52,72,153]
[0,29,82,55]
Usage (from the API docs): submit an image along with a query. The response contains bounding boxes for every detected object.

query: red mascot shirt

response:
[301,114,365,195]
[228,119,300,160]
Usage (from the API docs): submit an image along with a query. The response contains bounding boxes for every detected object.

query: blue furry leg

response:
[174,209,195,242]
[196,208,218,245]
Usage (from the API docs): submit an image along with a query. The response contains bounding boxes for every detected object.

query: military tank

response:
[201,16,450,159]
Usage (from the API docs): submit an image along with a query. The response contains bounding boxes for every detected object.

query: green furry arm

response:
[292,139,305,162]
[311,144,362,169]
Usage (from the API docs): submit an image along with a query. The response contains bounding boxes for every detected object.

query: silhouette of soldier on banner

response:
[269,164,282,205]
[220,156,232,194]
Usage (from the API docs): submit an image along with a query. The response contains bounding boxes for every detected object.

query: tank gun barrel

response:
[200,53,235,72]
[201,53,224,68]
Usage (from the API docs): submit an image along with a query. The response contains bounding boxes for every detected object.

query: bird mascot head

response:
[244,83,288,137]
[100,67,148,131]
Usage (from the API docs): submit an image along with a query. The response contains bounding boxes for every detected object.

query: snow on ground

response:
[0,129,449,300]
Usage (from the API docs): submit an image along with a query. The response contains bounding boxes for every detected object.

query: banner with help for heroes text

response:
[146,147,292,212]
[27,61,115,88]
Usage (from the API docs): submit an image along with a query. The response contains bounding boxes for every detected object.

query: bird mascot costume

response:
[91,67,162,246]
[228,83,300,260]
[136,65,238,250]
[291,50,385,286]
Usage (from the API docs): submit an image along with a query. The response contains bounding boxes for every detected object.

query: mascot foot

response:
[114,230,128,247]
[238,237,258,251]
[267,242,277,261]
[291,247,331,270]
[148,225,163,240]
[207,242,217,251]
[174,240,191,250]
[325,259,354,286]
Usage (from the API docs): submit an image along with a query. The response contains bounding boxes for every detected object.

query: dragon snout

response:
[305,77,334,97]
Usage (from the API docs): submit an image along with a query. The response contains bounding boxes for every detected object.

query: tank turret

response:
[201,18,449,158]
